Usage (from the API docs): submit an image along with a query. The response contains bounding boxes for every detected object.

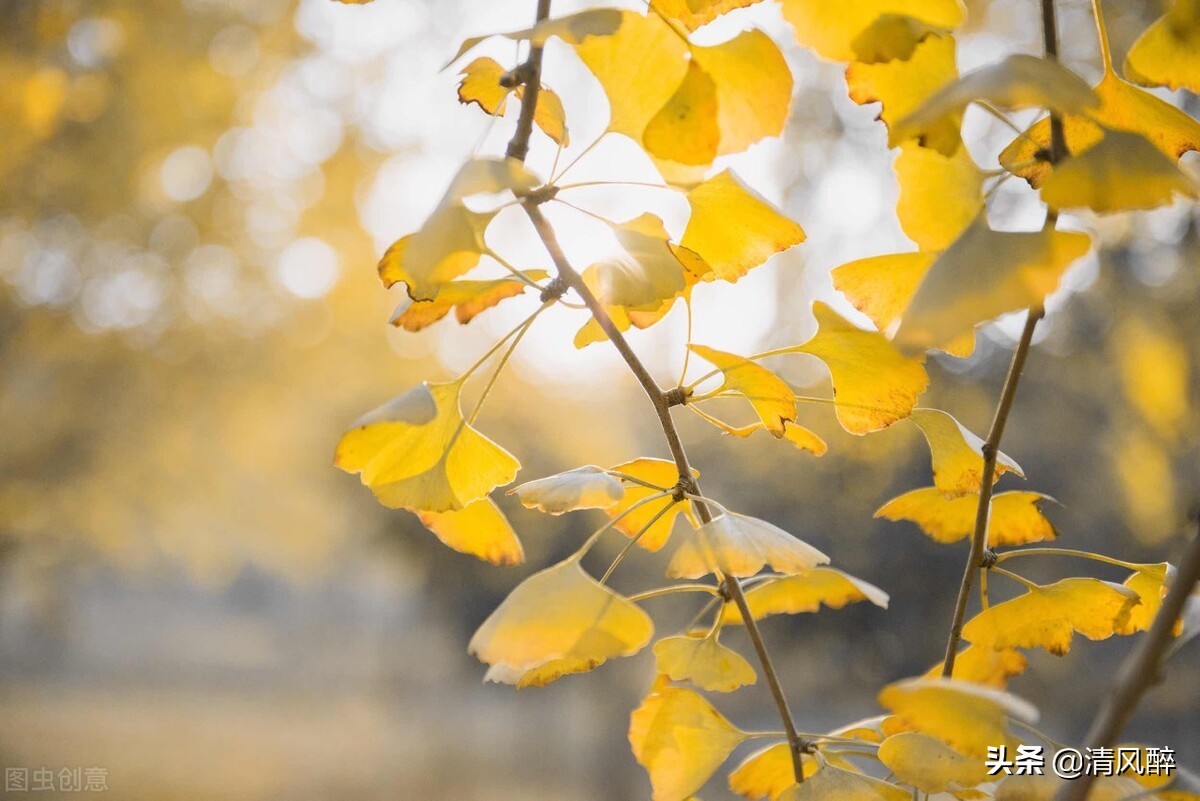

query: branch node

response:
[538,275,567,303]
[981,548,998,569]
[499,61,534,89]
[981,442,998,460]
[521,184,559,206]
[671,480,689,503]
[664,386,688,408]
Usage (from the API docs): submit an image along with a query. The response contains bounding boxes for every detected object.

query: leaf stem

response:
[628,584,721,603]
[994,547,1140,571]
[991,566,1039,591]
[458,302,549,382]
[1090,0,1113,75]
[599,499,679,584]
[467,303,547,424]
[571,491,672,559]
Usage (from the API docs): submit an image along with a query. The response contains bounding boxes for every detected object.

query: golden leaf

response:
[894,142,984,251]
[1040,129,1197,213]
[667,511,829,580]
[457,56,510,115]
[876,488,1057,545]
[650,0,765,32]
[778,764,910,801]
[606,458,698,552]
[925,644,1028,689]
[909,409,1023,498]
[643,61,722,166]
[1124,0,1200,93]
[1119,562,1176,635]
[689,345,797,435]
[877,732,988,794]
[654,634,757,692]
[722,568,889,624]
[691,29,793,156]
[878,677,1037,758]
[509,465,625,515]
[585,214,691,309]
[696,415,828,457]
[780,0,965,62]
[389,271,546,332]
[728,742,818,800]
[415,497,524,566]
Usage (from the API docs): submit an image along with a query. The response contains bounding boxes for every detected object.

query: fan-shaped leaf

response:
[895,142,984,251]
[878,732,988,794]
[415,497,524,566]
[606,458,698,551]
[1124,0,1200,93]
[509,465,625,515]
[390,271,546,332]
[449,8,624,65]
[690,345,796,435]
[728,742,818,800]
[691,29,793,156]
[926,645,1028,689]
[654,634,757,692]
[723,568,889,624]
[667,511,829,579]
[780,0,965,62]
[909,409,1023,497]
[876,488,1056,545]
[1040,129,1197,213]
[878,677,1037,758]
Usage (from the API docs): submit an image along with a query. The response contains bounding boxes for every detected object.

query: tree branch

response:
[505,0,552,163]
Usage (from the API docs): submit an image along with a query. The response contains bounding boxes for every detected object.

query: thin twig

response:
[505,0,552,163]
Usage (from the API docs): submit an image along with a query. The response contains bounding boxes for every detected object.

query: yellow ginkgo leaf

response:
[994,774,1153,801]
[1040,129,1198,213]
[1124,0,1200,93]
[850,15,950,63]
[575,11,690,142]
[1119,562,1176,635]
[509,465,625,515]
[894,142,984,251]
[681,170,806,283]
[335,381,520,512]
[1118,316,1191,439]
[789,301,929,435]
[878,732,988,794]
[469,557,653,677]
[832,251,934,327]
[654,634,757,692]
[449,8,624,65]
[962,577,1141,655]
[694,412,828,457]
[780,0,965,62]
[925,644,1028,689]
[722,568,889,624]
[629,680,749,801]
[526,84,569,146]
[650,0,764,32]
[667,510,829,580]
[389,271,546,332]
[691,29,793,156]
[909,409,1023,498]
[999,69,1200,187]
[585,214,692,309]
[845,33,961,155]
[778,764,910,801]
[690,345,796,436]
[643,61,721,166]
[891,54,1099,152]
[878,677,1037,758]
[895,216,1092,352]
[876,488,1057,545]
[457,56,510,115]
[607,458,697,551]
[415,497,524,566]
[378,158,537,301]
[573,282,689,349]
[728,742,818,800]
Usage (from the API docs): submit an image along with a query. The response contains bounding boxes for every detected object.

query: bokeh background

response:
[1,0,1198,798]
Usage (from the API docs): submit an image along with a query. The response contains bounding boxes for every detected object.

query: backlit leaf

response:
[585,214,691,308]
[389,272,546,332]
[894,142,984,251]
[909,409,1023,497]
[449,8,625,66]
[691,29,793,156]
[995,774,1154,801]
[962,577,1141,655]
[1040,129,1197,213]
[690,345,796,435]
[629,680,749,801]
[728,743,817,800]
[722,568,889,624]
[415,497,524,566]
[1124,0,1200,93]
[697,415,828,457]
[876,488,1057,545]
[509,465,625,515]
[779,764,909,801]
[457,56,510,115]
[650,0,765,32]
[607,458,698,551]
[528,84,569,145]
[780,0,965,62]
[926,644,1028,689]
[877,732,988,794]
[667,511,829,579]
[335,381,520,512]
[878,677,1037,758]
[654,633,757,692]
[643,61,721,166]
[1119,562,1176,635]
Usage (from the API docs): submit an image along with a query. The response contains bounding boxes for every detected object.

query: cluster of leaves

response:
[332,0,1199,798]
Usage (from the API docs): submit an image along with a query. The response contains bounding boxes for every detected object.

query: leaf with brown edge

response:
[779,764,910,801]
[877,732,989,794]
[878,677,1038,758]
[876,488,1057,545]
[1119,562,1177,635]
[894,142,984,251]
[630,679,749,801]
[509,465,625,515]
[1124,0,1200,93]
[788,301,929,435]
[728,743,818,800]
[448,8,624,66]
[682,170,805,283]
[925,645,1028,689]
[606,458,698,552]
[689,345,796,436]
[650,0,765,32]
[335,381,520,513]
[457,57,510,115]
[721,568,889,625]
[909,409,1023,497]
[654,633,757,692]
[962,577,1141,656]
[894,216,1091,353]
[845,33,960,155]
[389,271,546,332]
[667,510,829,580]
[415,497,524,566]
[691,28,793,157]
[469,557,653,680]
[780,0,965,62]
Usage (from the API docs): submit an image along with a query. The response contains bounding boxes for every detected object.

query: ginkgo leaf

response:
[788,302,928,435]
[378,158,538,301]
[606,458,698,551]
[849,14,950,63]
[335,381,520,512]
[449,8,624,66]
[1124,0,1200,93]
[389,271,547,332]
[845,33,961,155]
[415,497,524,566]
[629,680,749,801]
[877,732,988,794]
[573,281,689,349]
[527,84,569,146]
[780,0,965,62]
[509,465,625,515]
[585,214,692,309]
[650,0,764,32]
[698,415,828,457]
[667,511,829,580]
[643,60,722,166]
[894,216,1092,352]
[681,171,806,283]
[994,774,1153,801]
[654,634,757,692]
[1118,562,1176,635]
[778,764,910,801]
[877,677,1038,758]
[876,488,1057,545]
[728,743,818,800]
[469,557,653,677]
[1040,129,1198,213]
[690,345,796,435]
[962,577,1141,655]
[691,29,793,156]
[894,142,984,251]
[925,644,1028,689]
[909,409,1023,498]
[457,56,510,115]
[722,568,889,624]
[832,251,934,328]
[891,55,1099,152]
